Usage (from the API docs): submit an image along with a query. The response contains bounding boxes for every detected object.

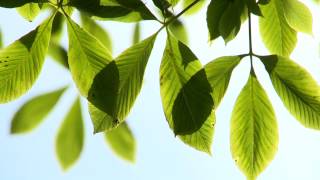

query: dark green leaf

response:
[48,41,69,68]
[16,3,41,22]
[204,56,241,107]
[168,19,188,45]
[0,0,47,8]
[11,87,66,134]
[80,13,113,52]
[231,72,278,179]
[260,55,320,129]
[0,15,55,103]
[68,0,157,22]
[51,12,65,42]
[105,122,136,162]
[56,98,84,170]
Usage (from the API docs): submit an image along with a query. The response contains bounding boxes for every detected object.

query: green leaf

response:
[89,103,118,133]
[68,0,157,22]
[80,13,113,53]
[183,0,206,16]
[88,34,157,132]
[152,0,171,12]
[17,3,41,22]
[204,56,242,107]
[0,15,54,103]
[105,122,136,162]
[206,0,245,42]
[0,29,2,49]
[231,72,278,179]
[168,19,188,45]
[260,55,320,129]
[0,0,47,8]
[282,0,313,34]
[11,87,66,134]
[160,33,214,137]
[51,12,65,42]
[132,22,140,44]
[246,0,262,16]
[55,97,84,170]
[48,41,69,68]
[67,18,112,96]
[259,0,297,56]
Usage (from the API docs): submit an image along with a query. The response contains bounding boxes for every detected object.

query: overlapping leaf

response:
[231,72,278,179]
[11,87,66,134]
[0,16,54,103]
[67,0,157,22]
[17,3,41,22]
[160,33,214,152]
[204,56,242,107]
[105,122,136,162]
[88,34,157,132]
[259,0,312,56]
[56,98,84,170]
[67,18,112,96]
[80,13,112,52]
[260,55,320,129]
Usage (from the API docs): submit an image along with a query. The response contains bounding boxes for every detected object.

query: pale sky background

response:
[1,1,320,180]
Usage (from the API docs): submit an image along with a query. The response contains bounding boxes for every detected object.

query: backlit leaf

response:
[55,98,84,170]
[11,87,66,134]
[105,122,136,162]
[231,72,278,179]
[260,55,320,129]
[17,3,41,22]
[0,15,54,103]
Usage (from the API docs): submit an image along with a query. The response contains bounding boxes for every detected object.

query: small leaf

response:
[282,0,313,34]
[260,55,320,129]
[183,0,206,16]
[132,22,140,44]
[246,0,262,16]
[105,122,136,162]
[0,15,55,103]
[17,3,41,22]
[259,0,297,56]
[88,34,157,132]
[11,87,66,134]
[231,72,278,179]
[68,0,157,22]
[55,98,84,170]
[168,19,188,45]
[0,0,47,8]
[80,13,113,53]
[67,18,112,96]
[204,56,241,107]
[160,33,214,151]
[48,41,69,68]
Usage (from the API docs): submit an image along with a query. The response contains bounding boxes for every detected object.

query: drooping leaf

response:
[17,3,41,22]
[88,34,157,132]
[246,0,262,16]
[132,22,140,44]
[259,0,297,56]
[160,33,214,151]
[67,17,112,96]
[0,0,47,8]
[0,15,55,103]
[204,56,242,107]
[206,0,246,42]
[105,122,136,162]
[231,71,278,179]
[10,87,66,134]
[68,0,157,22]
[282,0,313,34]
[260,55,320,129]
[48,41,69,68]
[80,13,112,52]
[55,98,84,170]
[168,19,188,45]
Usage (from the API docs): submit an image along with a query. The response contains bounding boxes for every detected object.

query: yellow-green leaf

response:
[17,3,41,22]
[260,55,320,129]
[11,87,66,134]
[105,122,136,162]
[0,15,54,103]
[231,72,278,179]
[55,98,84,170]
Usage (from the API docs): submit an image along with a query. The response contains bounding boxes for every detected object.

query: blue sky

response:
[1,1,320,179]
